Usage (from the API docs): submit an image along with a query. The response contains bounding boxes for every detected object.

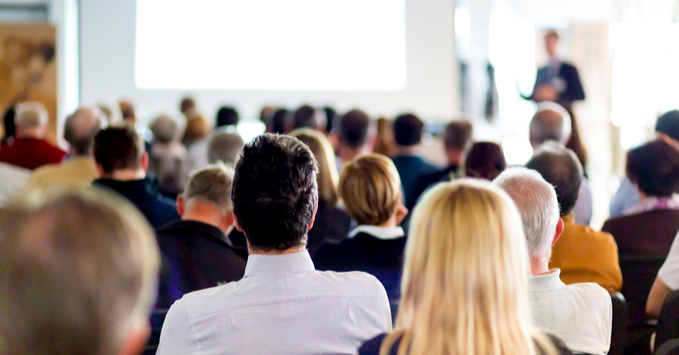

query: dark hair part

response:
[293,105,317,130]
[94,127,145,174]
[180,97,195,113]
[216,106,239,128]
[323,107,336,133]
[464,142,506,180]
[445,120,473,151]
[272,108,288,134]
[626,139,679,197]
[655,110,679,142]
[393,113,424,146]
[232,134,319,251]
[526,142,582,216]
[339,109,370,149]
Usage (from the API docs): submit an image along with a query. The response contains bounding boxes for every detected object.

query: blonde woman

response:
[290,128,351,253]
[358,179,572,355]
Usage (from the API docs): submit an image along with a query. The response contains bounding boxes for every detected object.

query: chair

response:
[656,339,679,355]
[655,291,679,350]
[143,308,169,355]
[611,292,629,355]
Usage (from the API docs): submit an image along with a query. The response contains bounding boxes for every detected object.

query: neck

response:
[16,127,45,139]
[181,201,232,234]
[530,255,551,276]
[105,169,146,181]
[247,243,306,256]
[446,149,463,167]
[338,145,363,162]
[396,145,419,156]
[638,190,649,202]
[377,216,398,229]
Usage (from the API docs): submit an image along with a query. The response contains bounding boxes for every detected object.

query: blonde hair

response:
[339,154,401,225]
[383,179,547,355]
[15,101,48,128]
[289,128,339,205]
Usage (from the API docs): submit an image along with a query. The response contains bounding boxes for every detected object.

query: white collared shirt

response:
[348,225,405,240]
[528,269,612,355]
[157,250,392,355]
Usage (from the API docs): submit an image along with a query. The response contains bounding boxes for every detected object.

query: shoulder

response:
[565,282,612,304]
[316,269,387,292]
[559,62,578,72]
[567,223,615,245]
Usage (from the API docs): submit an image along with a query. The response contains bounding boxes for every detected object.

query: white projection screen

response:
[80,0,457,120]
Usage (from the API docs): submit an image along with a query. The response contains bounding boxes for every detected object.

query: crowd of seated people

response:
[5,96,679,355]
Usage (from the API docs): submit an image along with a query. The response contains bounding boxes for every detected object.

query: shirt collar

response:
[243,250,315,278]
[624,194,679,215]
[528,269,565,292]
[349,225,405,240]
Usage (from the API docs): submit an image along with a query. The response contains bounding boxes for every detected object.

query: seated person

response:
[359,180,572,355]
[93,126,179,229]
[462,141,506,181]
[527,142,622,293]
[155,164,246,309]
[495,168,612,355]
[314,154,408,301]
[603,139,679,257]
[391,113,438,210]
[0,101,66,170]
[335,109,373,168]
[157,134,392,355]
[290,128,351,254]
[0,189,160,355]
[148,114,189,199]
[208,131,244,167]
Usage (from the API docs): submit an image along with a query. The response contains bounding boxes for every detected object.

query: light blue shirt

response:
[157,250,392,355]
[609,176,640,218]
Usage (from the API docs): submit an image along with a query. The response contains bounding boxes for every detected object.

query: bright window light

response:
[502,136,533,165]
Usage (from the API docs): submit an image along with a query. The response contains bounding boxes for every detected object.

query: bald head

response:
[529,103,571,148]
[64,107,102,156]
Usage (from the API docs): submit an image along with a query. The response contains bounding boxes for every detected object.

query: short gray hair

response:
[183,163,235,214]
[15,101,48,128]
[149,115,178,144]
[494,167,560,259]
[208,131,244,166]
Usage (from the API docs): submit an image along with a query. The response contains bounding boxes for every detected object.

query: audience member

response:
[530,103,592,225]
[179,96,196,116]
[293,104,320,131]
[155,164,246,309]
[374,117,396,157]
[323,106,337,134]
[208,131,245,166]
[495,168,612,355]
[463,141,506,181]
[22,107,102,192]
[391,113,438,210]
[97,103,117,126]
[157,134,391,355]
[411,120,473,203]
[0,101,66,170]
[527,142,622,292]
[259,105,276,132]
[216,106,239,128]
[272,108,288,134]
[0,189,160,355]
[119,100,152,143]
[1,104,15,142]
[359,180,572,355]
[611,110,679,217]
[603,139,679,257]
[93,126,179,228]
[314,154,408,303]
[148,115,189,199]
[336,109,372,168]
[648,229,679,318]
[182,115,210,147]
[289,128,351,254]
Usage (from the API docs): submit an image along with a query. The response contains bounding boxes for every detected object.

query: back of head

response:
[15,101,48,129]
[529,103,571,147]
[97,104,116,126]
[184,163,235,214]
[216,106,239,128]
[183,116,210,144]
[339,109,370,150]
[64,107,103,156]
[393,113,424,147]
[374,117,396,157]
[445,120,473,151]
[232,134,319,251]
[340,154,401,226]
[290,128,339,205]
[149,115,178,144]
[494,167,560,259]
[626,139,679,197]
[208,131,245,166]
[118,101,136,122]
[392,179,533,355]
[463,142,506,180]
[655,110,679,142]
[94,126,145,175]
[179,97,196,114]
[0,189,159,355]
[293,105,317,130]
[272,108,288,134]
[526,142,582,217]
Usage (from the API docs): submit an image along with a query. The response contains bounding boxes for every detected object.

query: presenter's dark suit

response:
[531,61,585,110]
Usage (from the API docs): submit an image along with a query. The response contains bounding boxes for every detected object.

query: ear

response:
[95,164,105,178]
[307,203,318,230]
[141,152,149,172]
[224,210,236,228]
[395,197,408,226]
[552,218,565,246]
[176,195,185,216]
[235,216,244,232]
[117,319,150,355]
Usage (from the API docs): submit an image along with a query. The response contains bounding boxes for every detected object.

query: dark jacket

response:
[392,155,439,210]
[155,220,246,308]
[531,62,585,109]
[307,201,352,255]
[410,165,459,208]
[602,209,679,257]
[93,177,179,229]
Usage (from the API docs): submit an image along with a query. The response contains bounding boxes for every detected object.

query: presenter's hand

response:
[534,84,558,102]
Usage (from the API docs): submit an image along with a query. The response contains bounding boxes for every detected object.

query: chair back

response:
[610,292,629,355]
[656,338,679,355]
[656,291,679,350]
[619,254,667,329]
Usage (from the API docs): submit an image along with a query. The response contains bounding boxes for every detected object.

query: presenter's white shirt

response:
[528,269,612,355]
[658,230,679,289]
[157,250,392,355]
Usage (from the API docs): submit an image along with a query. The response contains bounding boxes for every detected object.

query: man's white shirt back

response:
[156,250,392,355]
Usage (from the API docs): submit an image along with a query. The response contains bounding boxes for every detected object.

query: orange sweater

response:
[549,215,623,292]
